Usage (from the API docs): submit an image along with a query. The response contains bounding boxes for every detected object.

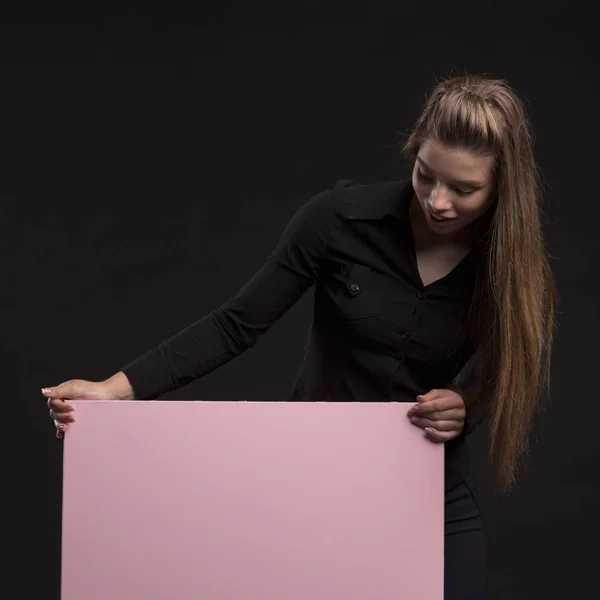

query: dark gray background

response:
[4,2,597,598]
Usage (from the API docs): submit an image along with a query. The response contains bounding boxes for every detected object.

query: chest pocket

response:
[330,263,382,320]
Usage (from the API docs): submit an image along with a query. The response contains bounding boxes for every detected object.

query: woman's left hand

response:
[407,388,466,443]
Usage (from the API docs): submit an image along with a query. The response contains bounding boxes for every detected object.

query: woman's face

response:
[411,139,496,237]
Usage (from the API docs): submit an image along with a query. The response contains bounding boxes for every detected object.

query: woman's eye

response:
[454,188,473,197]
[417,169,474,196]
[418,170,434,182]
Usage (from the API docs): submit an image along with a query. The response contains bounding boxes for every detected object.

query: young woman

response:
[44,73,557,599]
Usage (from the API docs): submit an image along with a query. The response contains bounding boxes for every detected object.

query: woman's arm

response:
[44,184,345,435]
[120,186,342,400]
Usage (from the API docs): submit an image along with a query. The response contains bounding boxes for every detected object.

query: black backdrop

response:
[4,2,598,598]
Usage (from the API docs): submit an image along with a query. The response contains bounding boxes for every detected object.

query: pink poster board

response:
[62,401,444,599]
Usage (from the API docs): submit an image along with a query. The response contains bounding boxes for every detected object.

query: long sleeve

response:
[451,350,490,435]
[121,186,342,400]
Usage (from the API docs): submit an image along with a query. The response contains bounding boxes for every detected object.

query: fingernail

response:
[42,388,51,395]
[411,416,418,424]
[424,427,433,434]
[416,395,424,401]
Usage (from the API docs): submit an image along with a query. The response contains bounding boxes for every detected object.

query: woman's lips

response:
[429,212,455,222]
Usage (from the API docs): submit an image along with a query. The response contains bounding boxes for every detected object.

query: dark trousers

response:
[444,478,487,599]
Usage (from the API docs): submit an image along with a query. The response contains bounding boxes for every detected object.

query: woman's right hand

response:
[42,372,135,438]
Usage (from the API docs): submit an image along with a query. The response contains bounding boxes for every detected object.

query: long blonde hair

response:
[403,74,558,491]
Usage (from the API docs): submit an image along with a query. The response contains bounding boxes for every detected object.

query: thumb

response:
[416,389,444,403]
[42,380,84,399]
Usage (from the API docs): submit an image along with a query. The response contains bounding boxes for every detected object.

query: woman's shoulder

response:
[272,178,411,259]
[310,178,411,221]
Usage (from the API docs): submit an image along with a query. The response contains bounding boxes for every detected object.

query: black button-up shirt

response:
[123,179,489,486]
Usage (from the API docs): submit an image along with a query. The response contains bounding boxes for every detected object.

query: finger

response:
[416,389,444,403]
[54,420,70,436]
[411,398,465,415]
[410,407,465,421]
[410,417,461,431]
[50,410,75,424]
[424,427,461,443]
[410,398,446,414]
[47,398,74,413]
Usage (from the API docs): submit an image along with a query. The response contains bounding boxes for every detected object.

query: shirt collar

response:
[338,178,486,259]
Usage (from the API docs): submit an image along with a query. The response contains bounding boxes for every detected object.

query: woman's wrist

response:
[103,371,137,400]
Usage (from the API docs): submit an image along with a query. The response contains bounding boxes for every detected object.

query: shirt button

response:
[417,292,425,299]
[350,283,360,292]
[393,351,404,360]
[401,332,410,340]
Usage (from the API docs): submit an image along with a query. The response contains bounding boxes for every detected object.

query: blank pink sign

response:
[62,401,444,599]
